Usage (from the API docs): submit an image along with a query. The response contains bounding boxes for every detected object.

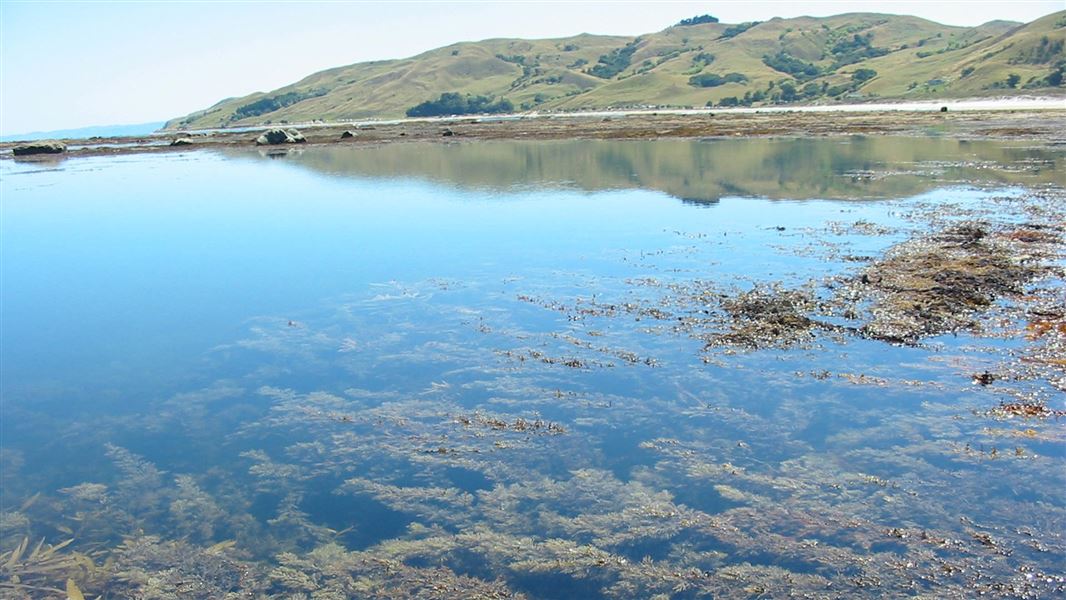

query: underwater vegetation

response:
[1,146,1064,599]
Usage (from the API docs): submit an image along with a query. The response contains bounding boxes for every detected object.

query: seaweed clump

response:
[855,222,1053,343]
[104,536,261,599]
[0,536,92,599]
[985,401,1066,419]
[1021,301,1066,392]
[269,544,527,599]
[709,285,819,349]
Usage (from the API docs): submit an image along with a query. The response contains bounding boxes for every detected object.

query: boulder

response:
[12,141,66,156]
[170,138,195,146]
[340,130,356,139]
[441,128,455,137]
[256,128,291,145]
[255,128,306,145]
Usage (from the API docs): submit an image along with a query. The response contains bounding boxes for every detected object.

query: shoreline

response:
[3,103,1065,161]
[168,95,1066,135]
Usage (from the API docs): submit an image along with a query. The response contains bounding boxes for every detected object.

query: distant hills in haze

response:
[1,121,166,143]
[164,10,1065,130]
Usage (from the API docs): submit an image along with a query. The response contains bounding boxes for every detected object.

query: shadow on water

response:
[508,571,612,600]
[302,487,411,549]
[445,466,494,493]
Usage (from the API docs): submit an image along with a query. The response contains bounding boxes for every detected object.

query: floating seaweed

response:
[849,221,1058,343]
[709,284,821,349]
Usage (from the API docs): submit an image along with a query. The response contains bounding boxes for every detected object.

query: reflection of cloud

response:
[165,383,244,407]
[370,292,421,301]
[210,318,339,368]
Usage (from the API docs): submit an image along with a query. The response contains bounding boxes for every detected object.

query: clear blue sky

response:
[1,1,1061,134]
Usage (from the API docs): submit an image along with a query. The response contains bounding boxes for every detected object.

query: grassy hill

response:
[165,11,1065,130]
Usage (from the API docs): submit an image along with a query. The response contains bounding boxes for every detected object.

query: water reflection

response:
[230,137,1064,202]
[1,139,1063,599]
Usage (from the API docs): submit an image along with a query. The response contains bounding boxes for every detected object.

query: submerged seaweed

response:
[2,145,1064,599]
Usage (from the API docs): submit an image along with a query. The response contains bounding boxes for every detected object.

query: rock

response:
[255,128,306,145]
[940,106,949,113]
[286,129,306,143]
[441,128,454,137]
[12,141,66,156]
[170,138,195,146]
[340,130,356,139]
[255,128,291,145]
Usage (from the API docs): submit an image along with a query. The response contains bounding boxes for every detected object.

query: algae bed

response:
[1,137,1063,599]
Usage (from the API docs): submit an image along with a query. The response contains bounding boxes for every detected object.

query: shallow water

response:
[1,138,1064,598]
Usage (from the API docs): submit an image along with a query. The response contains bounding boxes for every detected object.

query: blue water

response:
[1,138,1063,598]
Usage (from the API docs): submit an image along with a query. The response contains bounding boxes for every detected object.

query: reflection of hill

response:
[232,138,1063,202]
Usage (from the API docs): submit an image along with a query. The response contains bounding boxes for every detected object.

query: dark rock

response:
[12,141,66,156]
[340,130,356,139]
[940,106,949,113]
[255,128,292,145]
[255,128,305,145]
[170,138,195,146]
[441,128,454,137]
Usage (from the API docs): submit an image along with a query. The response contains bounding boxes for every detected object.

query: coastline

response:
[3,98,1065,161]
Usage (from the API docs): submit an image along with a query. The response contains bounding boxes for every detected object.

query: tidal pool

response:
[1,138,1063,599]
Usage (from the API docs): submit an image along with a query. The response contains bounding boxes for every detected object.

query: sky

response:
[1,1,1062,135]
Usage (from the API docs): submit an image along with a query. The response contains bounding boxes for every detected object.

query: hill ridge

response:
[165,11,1065,130]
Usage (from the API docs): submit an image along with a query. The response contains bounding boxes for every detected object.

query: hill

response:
[1,120,166,142]
[165,11,1066,130]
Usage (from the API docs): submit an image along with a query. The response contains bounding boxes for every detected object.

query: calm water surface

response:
[1,138,1063,598]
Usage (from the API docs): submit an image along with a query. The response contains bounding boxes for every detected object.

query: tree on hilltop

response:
[677,15,718,26]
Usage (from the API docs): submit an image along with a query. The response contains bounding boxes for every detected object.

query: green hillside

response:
[165,11,1066,130]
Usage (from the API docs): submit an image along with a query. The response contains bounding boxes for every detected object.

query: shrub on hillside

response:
[234,89,326,120]
[405,93,514,117]
[721,22,761,39]
[762,52,821,81]
[688,72,748,87]
[852,68,878,82]
[588,40,641,79]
